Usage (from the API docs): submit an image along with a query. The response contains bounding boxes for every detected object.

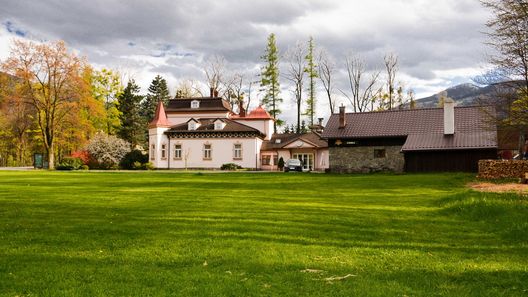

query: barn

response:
[321,100,498,173]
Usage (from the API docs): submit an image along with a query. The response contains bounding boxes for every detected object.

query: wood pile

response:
[478,160,528,179]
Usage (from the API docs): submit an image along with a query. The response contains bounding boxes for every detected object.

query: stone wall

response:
[478,160,528,179]
[329,146,404,173]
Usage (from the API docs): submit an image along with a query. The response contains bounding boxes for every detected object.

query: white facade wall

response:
[148,127,170,168]
[157,137,263,169]
[235,119,273,140]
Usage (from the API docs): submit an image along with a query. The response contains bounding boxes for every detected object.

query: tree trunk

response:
[520,128,526,160]
[47,143,55,169]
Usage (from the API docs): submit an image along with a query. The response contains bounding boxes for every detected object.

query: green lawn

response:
[0,171,526,296]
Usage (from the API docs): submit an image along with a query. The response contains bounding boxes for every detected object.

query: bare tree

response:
[384,53,398,110]
[175,79,203,98]
[318,49,336,114]
[224,72,245,111]
[204,55,226,95]
[341,54,381,113]
[285,42,306,133]
[245,79,258,112]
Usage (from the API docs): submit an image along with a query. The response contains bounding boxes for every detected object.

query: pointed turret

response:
[149,101,171,128]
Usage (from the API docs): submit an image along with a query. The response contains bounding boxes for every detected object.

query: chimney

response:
[210,87,214,98]
[339,105,346,129]
[443,98,455,135]
[318,118,323,126]
[214,90,219,97]
[239,101,246,117]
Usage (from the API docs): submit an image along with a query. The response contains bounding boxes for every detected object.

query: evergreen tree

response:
[304,37,318,126]
[118,80,145,148]
[141,75,170,122]
[260,33,282,133]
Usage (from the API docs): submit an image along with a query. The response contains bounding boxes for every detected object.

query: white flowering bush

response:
[86,132,131,169]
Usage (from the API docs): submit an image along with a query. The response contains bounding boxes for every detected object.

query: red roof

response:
[232,105,274,120]
[148,101,171,128]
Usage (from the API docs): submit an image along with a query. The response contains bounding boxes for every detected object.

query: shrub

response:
[221,163,242,171]
[120,149,149,170]
[71,150,90,165]
[79,165,89,170]
[278,157,285,170]
[85,132,131,169]
[56,157,83,171]
[142,162,155,170]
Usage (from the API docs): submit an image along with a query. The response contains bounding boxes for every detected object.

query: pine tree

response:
[118,80,145,148]
[304,37,318,126]
[141,75,170,122]
[260,33,282,133]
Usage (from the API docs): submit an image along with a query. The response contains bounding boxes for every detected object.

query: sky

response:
[0,0,493,124]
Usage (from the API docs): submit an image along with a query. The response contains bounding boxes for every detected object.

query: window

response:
[189,121,197,130]
[161,144,167,159]
[191,100,200,108]
[273,155,278,166]
[150,144,155,160]
[203,144,212,160]
[374,149,386,158]
[215,121,224,130]
[233,144,242,159]
[262,155,271,165]
[174,144,182,159]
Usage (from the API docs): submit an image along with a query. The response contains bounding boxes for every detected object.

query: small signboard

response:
[34,153,43,169]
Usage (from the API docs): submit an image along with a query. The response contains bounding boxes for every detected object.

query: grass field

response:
[0,171,526,296]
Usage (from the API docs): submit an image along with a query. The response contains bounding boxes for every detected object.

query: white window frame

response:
[173,144,182,160]
[150,144,156,160]
[233,143,242,160]
[191,100,200,108]
[188,121,196,131]
[161,144,167,159]
[203,144,212,160]
[215,121,223,130]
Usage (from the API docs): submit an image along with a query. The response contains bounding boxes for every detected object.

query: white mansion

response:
[148,92,329,171]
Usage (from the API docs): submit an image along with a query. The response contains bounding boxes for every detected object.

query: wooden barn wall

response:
[404,149,498,172]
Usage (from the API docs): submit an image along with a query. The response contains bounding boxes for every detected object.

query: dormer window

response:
[214,119,225,130]
[191,100,200,109]
[188,119,199,131]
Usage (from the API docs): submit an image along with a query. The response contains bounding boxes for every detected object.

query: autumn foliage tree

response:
[2,40,93,169]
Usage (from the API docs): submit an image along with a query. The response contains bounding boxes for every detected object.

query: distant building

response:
[322,100,498,173]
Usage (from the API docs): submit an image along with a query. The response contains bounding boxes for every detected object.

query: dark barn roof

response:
[322,106,497,151]
[165,97,231,112]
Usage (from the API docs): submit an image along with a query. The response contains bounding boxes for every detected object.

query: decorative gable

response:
[283,139,316,149]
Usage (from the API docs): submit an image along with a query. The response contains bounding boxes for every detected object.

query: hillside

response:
[412,82,518,108]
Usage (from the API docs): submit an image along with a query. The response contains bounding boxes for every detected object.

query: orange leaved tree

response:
[2,40,90,169]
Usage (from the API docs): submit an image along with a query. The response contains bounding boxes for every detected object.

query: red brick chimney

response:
[213,89,219,97]
[209,87,214,98]
[239,101,246,117]
[339,105,346,129]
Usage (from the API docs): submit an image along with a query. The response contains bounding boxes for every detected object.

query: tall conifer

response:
[260,33,282,133]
